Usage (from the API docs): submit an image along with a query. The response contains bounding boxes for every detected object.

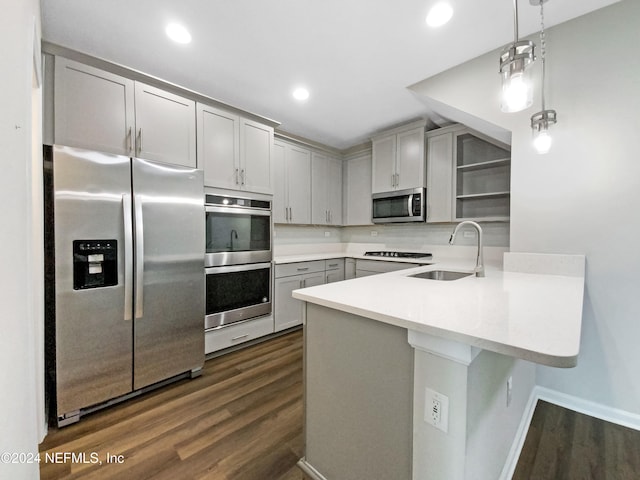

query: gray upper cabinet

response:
[273,140,311,224]
[426,128,456,223]
[371,120,426,194]
[54,57,196,168]
[197,103,239,189]
[134,82,196,167]
[197,103,273,194]
[54,57,134,157]
[371,134,397,194]
[240,118,273,194]
[343,151,372,226]
[311,152,342,225]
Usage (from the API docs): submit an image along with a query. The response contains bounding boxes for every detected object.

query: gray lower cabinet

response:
[325,259,345,283]
[274,259,345,332]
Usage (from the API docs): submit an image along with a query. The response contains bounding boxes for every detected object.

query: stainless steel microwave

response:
[372,187,426,223]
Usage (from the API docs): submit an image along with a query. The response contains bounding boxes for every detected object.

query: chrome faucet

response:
[449,221,484,277]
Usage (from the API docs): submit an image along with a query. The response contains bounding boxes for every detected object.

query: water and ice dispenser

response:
[72,240,118,290]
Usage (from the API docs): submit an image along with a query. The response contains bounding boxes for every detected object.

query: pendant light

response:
[530,0,557,154]
[499,0,535,112]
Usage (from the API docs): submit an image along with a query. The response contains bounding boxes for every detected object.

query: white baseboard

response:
[499,386,540,480]
[500,386,640,479]
[297,458,328,480]
[535,386,640,431]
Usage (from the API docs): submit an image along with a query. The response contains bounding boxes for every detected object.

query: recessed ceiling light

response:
[426,2,454,28]
[292,87,310,102]
[166,23,192,44]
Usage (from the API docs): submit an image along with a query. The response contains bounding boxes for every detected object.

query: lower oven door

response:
[205,262,272,330]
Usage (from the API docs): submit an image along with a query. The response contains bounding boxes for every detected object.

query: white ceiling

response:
[42,0,621,150]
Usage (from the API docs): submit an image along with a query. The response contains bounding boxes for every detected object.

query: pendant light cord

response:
[513,0,520,42]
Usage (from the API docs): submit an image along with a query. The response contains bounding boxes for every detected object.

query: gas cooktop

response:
[364,251,432,259]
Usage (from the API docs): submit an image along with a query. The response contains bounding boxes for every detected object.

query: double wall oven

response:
[205,193,272,330]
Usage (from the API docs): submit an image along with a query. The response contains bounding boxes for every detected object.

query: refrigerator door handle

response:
[134,194,144,319]
[123,194,133,321]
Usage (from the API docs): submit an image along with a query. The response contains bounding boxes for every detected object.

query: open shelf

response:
[456,158,510,171]
[454,130,511,221]
[456,191,510,200]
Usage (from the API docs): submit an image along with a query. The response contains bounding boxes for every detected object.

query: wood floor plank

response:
[514,400,640,480]
[40,330,305,480]
[42,330,640,480]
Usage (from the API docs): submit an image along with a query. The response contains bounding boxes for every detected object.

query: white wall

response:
[0,0,44,478]
[410,0,640,415]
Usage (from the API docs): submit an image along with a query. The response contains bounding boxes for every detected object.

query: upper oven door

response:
[372,187,425,223]
[205,204,272,267]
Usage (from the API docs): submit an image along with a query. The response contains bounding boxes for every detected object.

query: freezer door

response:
[52,146,134,416]
[131,157,204,389]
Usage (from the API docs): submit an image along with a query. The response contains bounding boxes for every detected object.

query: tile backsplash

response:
[274,222,509,250]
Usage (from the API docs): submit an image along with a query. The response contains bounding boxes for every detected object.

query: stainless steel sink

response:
[409,270,472,281]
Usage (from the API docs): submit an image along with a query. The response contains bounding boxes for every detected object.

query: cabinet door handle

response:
[137,128,142,156]
[289,207,293,222]
[127,127,133,154]
[391,173,395,187]
[300,279,305,288]
[235,168,239,185]
[241,169,246,185]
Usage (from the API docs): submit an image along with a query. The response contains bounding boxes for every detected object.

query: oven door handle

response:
[205,262,272,275]
[205,205,271,216]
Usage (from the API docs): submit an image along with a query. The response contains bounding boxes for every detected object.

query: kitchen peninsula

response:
[293,252,585,480]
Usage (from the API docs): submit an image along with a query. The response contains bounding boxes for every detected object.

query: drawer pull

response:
[231,334,249,342]
[297,267,309,272]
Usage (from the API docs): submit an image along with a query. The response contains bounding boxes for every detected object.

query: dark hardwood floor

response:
[513,400,640,479]
[40,330,308,480]
[40,329,640,480]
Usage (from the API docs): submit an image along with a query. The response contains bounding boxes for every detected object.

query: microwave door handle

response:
[122,194,133,321]
[134,194,144,320]
[407,194,413,217]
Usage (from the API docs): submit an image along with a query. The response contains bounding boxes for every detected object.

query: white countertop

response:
[292,255,585,368]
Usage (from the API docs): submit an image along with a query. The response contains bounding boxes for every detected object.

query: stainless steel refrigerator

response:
[45,145,204,426]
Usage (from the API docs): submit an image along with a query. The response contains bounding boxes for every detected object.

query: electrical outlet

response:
[425,387,449,433]
[370,230,378,237]
[463,230,476,238]
[324,231,330,237]
[506,376,513,407]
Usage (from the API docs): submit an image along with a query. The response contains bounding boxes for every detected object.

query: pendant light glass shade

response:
[530,0,557,154]
[531,109,556,154]
[499,40,535,112]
